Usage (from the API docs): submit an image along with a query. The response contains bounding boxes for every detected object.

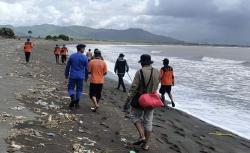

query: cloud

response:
[0,0,249,44]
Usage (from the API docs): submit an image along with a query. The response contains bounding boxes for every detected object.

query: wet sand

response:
[1,39,250,153]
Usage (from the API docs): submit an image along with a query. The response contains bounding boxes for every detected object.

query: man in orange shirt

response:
[61,44,68,64]
[88,50,107,112]
[23,38,33,63]
[54,44,61,64]
[159,58,175,107]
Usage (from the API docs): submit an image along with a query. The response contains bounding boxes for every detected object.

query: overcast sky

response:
[0,0,250,44]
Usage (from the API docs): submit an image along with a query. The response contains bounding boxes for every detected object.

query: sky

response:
[0,0,250,44]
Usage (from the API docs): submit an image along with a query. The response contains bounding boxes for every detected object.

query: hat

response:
[76,44,86,51]
[119,53,125,57]
[162,58,169,63]
[138,54,153,65]
[94,49,101,57]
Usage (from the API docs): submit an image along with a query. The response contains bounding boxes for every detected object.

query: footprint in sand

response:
[174,130,185,137]
[156,117,166,123]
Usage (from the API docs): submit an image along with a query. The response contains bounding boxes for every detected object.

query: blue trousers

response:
[68,78,83,101]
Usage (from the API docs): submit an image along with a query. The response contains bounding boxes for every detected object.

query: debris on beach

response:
[9,141,22,151]
[72,143,85,153]
[8,128,43,139]
[10,105,26,111]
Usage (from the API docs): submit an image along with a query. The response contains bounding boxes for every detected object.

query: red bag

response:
[139,92,164,108]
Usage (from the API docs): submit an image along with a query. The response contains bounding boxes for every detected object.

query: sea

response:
[68,44,250,140]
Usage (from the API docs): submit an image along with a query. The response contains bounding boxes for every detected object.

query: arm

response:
[104,62,108,75]
[84,58,88,80]
[160,68,163,81]
[65,57,71,79]
[125,60,129,72]
[88,62,92,74]
[114,60,118,73]
[172,69,175,86]
[127,71,140,99]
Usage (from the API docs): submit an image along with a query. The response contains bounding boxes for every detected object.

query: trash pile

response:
[0,112,26,125]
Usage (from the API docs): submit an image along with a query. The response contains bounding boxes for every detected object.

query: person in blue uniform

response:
[65,44,88,110]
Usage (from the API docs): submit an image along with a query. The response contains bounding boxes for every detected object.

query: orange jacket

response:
[23,42,33,52]
[88,59,107,84]
[54,47,61,55]
[160,66,174,85]
[61,47,68,55]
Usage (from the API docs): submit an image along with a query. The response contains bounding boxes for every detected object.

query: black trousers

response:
[25,52,31,63]
[55,54,59,63]
[117,74,126,90]
[61,55,67,63]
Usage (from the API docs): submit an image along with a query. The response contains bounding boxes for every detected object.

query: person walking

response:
[159,58,175,107]
[86,49,93,62]
[126,54,160,151]
[65,44,88,110]
[88,50,107,112]
[114,53,129,92]
[61,44,68,64]
[23,38,33,63]
[54,44,61,64]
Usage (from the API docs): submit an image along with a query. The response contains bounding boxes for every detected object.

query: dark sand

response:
[1,39,250,153]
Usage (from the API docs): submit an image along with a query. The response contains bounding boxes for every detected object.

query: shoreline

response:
[1,39,250,153]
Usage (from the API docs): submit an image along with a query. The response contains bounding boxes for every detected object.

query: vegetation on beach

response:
[45,34,70,41]
[0,27,15,38]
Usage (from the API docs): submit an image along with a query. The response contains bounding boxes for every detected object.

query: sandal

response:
[91,106,99,112]
[142,141,149,151]
[132,138,146,145]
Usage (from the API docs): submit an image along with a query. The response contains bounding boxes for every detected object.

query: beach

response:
[0,38,250,153]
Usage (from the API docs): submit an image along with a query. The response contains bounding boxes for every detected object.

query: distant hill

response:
[0,24,184,44]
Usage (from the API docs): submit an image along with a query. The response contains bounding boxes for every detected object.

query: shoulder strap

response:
[140,68,153,92]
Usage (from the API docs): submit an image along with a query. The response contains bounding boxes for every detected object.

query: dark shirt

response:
[114,58,129,74]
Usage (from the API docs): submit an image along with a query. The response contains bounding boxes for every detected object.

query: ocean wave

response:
[150,50,161,54]
[201,56,245,64]
[242,61,250,67]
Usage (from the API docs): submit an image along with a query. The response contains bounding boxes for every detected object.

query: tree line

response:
[0,27,71,41]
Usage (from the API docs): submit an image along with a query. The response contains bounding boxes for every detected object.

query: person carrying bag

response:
[125,54,161,151]
[130,68,163,108]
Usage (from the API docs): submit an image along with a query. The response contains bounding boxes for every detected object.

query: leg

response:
[68,78,76,109]
[55,55,57,63]
[75,79,83,109]
[166,86,175,107]
[117,75,121,89]
[63,55,66,63]
[25,52,29,63]
[89,84,99,111]
[27,52,30,63]
[159,85,166,106]
[96,84,103,104]
[134,122,146,141]
[61,55,63,63]
[131,108,146,144]
[120,76,126,92]
[142,109,154,150]
[167,92,175,107]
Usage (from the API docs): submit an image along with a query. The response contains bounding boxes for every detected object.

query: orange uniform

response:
[160,66,174,85]
[88,59,107,84]
[23,42,33,52]
[54,47,61,55]
[61,47,68,55]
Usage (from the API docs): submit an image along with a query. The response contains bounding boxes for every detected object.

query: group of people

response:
[64,44,107,112]
[23,40,175,151]
[53,44,68,64]
[64,44,176,151]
